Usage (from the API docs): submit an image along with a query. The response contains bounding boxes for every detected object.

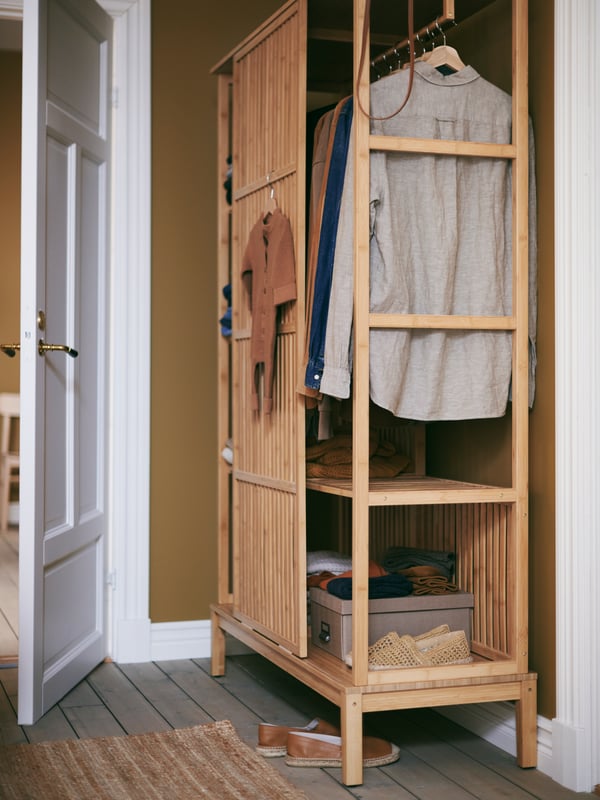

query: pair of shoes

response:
[344,624,451,668]
[256,718,339,757]
[367,627,472,669]
[345,625,472,669]
[285,731,400,768]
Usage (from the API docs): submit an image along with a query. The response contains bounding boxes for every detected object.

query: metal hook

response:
[435,17,447,46]
[416,33,425,56]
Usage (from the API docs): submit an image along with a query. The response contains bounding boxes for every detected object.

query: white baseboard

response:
[114,617,152,663]
[150,619,252,662]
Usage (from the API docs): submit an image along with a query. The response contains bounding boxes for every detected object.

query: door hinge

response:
[105,569,117,589]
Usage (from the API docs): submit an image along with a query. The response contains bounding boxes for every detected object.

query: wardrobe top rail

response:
[211,0,497,76]
[308,0,495,39]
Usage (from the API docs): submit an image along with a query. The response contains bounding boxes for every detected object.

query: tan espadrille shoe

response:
[285,732,400,768]
[344,624,450,667]
[256,718,339,757]
[367,629,472,669]
[345,626,471,670]
[413,624,451,641]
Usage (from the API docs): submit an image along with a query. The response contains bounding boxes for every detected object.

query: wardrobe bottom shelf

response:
[210,603,538,786]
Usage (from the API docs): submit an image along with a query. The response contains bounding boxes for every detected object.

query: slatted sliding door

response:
[230,1,308,655]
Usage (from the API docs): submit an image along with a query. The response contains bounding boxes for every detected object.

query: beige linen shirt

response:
[319,62,537,421]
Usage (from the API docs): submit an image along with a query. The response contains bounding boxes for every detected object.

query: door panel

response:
[230,2,308,656]
[19,0,111,724]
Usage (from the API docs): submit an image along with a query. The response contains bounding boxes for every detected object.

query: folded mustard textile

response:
[306,452,410,479]
[408,575,459,595]
[306,432,410,478]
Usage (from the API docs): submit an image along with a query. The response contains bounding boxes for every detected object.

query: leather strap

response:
[355,0,415,121]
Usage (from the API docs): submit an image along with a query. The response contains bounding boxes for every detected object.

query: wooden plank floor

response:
[0,653,594,799]
[0,528,18,661]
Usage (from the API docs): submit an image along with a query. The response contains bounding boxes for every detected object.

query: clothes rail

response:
[370,0,455,76]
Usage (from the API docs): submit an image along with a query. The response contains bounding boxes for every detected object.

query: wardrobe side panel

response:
[230,5,306,654]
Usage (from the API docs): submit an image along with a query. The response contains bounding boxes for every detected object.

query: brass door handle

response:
[38,339,78,358]
[0,343,20,357]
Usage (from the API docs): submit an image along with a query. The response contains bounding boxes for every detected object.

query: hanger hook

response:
[435,17,447,46]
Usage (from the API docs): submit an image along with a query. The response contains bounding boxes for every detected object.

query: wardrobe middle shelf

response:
[306,474,517,506]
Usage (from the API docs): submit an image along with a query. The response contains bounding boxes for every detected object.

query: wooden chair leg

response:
[516,674,538,767]
[0,457,8,530]
[341,689,363,786]
[210,609,226,676]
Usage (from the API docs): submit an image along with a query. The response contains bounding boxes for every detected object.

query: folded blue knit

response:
[326,574,412,600]
[382,546,455,580]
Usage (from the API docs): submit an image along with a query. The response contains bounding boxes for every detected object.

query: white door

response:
[18,0,112,724]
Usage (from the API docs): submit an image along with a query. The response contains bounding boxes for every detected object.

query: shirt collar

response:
[413,60,480,86]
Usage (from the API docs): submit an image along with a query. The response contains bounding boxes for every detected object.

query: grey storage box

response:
[309,586,474,661]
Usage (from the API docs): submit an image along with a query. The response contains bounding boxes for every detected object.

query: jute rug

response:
[0,719,308,799]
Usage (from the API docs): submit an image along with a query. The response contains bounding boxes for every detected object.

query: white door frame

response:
[1,0,152,664]
[553,0,600,792]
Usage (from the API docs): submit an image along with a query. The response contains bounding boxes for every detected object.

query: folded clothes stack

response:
[324,573,412,599]
[382,545,456,580]
[305,433,410,478]
[306,550,353,576]
[307,549,462,598]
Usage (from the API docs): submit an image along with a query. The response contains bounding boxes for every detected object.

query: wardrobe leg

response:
[341,689,363,786]
[210,609,226,676]
[516,674,538,767]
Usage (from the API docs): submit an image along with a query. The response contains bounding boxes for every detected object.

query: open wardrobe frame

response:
[211,0,537,786]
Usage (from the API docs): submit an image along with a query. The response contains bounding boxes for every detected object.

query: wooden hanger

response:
[421,19,465,74]
[422,44,465,73]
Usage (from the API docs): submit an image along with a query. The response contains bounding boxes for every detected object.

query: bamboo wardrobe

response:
[211,0,537,786]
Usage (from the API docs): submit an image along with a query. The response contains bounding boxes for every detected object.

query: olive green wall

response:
[149,0,284,622]
[0,51,21,395]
